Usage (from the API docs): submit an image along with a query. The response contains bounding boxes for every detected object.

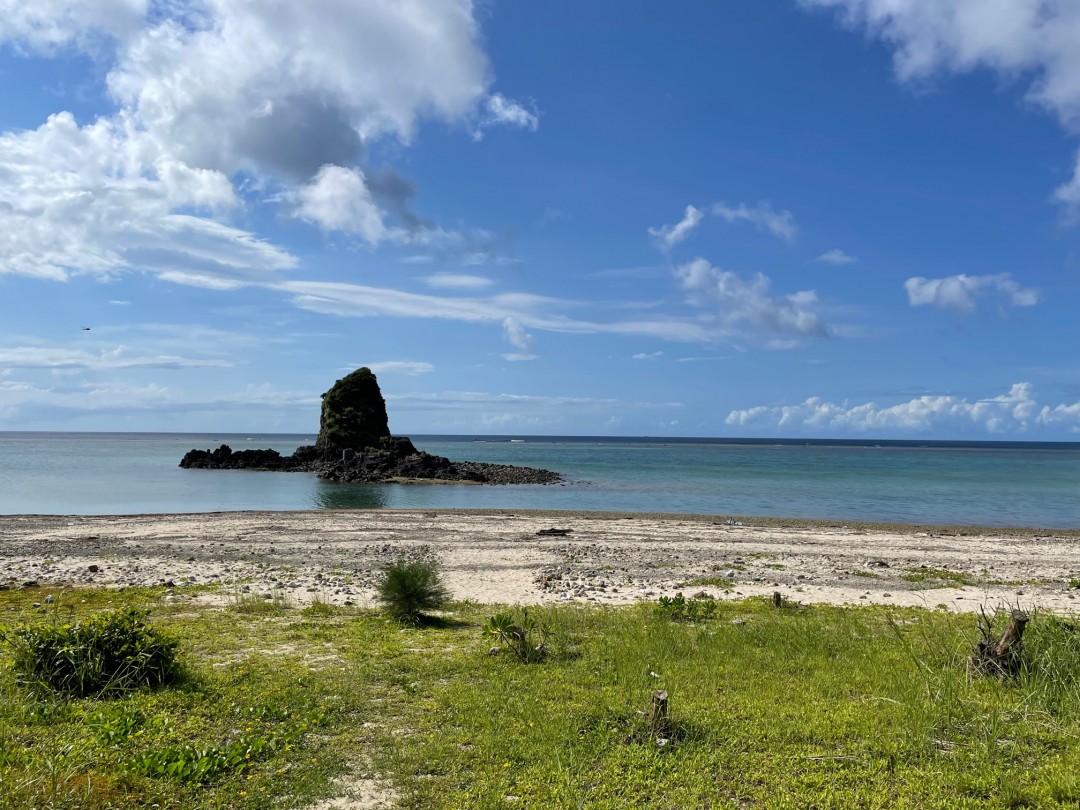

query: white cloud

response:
[727,382,1080,435]
[1055,151,1080,219]
[0,346,232,370]
[292,165,388,243]
[712,202,797,242]
[0,1,532,284]
[632,351,663,360]
[423,273,494,290]
[501,316,537,361]
[674,257,830,339]
[0,112,293,283]
[816,248,858,265]
[0,0,148,50]
[362,361,434,376]
[648,205,704,250]
[106,0,492,174]
[478,93,539,135]
[276,279,714,344]
[904,273,1040,313]
[799,0,1080,213]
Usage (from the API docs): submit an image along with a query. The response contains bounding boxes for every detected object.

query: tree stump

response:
[772,591,783,608]
[646,690,669,735]
[971,608,1029,678]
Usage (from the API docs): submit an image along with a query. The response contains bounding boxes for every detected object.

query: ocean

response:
[0,432,1078,528]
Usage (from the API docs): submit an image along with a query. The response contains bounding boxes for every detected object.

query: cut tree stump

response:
[971,608,1029,678]
[772,591,783,608]
[647,690,669,735]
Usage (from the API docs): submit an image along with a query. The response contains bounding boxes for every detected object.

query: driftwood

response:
[970,607,1029,678]
[536,528,572,537]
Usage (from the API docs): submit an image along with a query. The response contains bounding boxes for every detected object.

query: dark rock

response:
[179,368,561,485]
[88,564,99,573]
[316,367,390,452]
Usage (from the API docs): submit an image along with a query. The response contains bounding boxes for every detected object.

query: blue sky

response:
[0,0,1078,438]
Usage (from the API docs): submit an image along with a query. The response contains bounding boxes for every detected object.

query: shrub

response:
[4,608,180,697]
[484,609,549,662]
[657,593,717,622]
[376,559,450,624]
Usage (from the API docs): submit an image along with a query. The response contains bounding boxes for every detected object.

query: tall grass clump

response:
[376,559,450,624]
[3,608,180,697]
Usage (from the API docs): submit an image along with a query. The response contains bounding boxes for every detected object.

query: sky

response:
[0,0,1078,439]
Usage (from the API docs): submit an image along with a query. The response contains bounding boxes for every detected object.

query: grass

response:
[684,575,734,589]
[1,586,1079,808]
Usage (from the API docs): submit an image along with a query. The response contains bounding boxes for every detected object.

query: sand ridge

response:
[1,509,1078,613]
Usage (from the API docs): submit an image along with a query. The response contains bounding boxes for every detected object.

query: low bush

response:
[4,608,180,697]
[484,609,548,662]
[376,559,450,624]
[656,593,716,622]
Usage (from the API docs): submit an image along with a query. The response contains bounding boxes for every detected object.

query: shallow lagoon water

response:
[0,432,1078,527]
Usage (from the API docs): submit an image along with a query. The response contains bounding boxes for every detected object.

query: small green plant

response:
[301,592,337,618]
[376,559,450,624]
[3,608,180,697]
[685,576,734,589]
[900,567,976,588]
[231,588,290,615]
[657,593,717,622]
[483,609,548,662]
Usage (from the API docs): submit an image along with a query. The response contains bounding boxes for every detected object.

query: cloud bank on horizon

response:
[0,0,1078,437]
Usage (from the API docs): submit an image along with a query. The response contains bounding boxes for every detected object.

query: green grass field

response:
[2,586,1079,809]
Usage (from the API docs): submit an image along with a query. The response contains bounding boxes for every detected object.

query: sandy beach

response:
[1,509,1078,613]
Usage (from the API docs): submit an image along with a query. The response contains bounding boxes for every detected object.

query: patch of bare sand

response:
[1,509,1077,614]
[306,775,397,810]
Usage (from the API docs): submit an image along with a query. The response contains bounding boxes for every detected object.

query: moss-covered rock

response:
[315,367,391,452]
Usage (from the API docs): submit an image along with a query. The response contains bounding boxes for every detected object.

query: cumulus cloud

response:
[727,382,1080,435]
[292,165,388,243]
[0,113,292,284]
[501,316,538,361]
[817,248,858,265]
[674,258,831,339]
[361,361,434,376]
[648,205,705,250]
[799,0,1080,212]
[0,1,535,285]
[904,273,1040,313]
[711,202,797,242]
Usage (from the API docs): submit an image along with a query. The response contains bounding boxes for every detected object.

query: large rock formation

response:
[315,367,391,452]
[180,368,561,485]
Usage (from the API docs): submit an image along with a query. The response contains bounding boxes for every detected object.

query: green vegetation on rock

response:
[315,367,391,452]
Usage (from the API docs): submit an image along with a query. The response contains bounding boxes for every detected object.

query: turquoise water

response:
[0,432,1078,527]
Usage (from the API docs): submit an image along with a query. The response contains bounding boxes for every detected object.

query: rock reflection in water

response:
[311,482,391,509]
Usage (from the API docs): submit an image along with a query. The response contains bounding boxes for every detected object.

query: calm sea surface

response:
[0,432,1078,527]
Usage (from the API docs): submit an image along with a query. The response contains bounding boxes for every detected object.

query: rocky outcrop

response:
[179,368,561,485]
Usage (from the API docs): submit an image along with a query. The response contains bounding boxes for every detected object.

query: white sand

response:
[1,509,1077,613]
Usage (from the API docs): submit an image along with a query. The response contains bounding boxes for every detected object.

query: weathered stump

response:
[647,690,669,735]
[971,608,1029,678]
[772,591,783,608]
